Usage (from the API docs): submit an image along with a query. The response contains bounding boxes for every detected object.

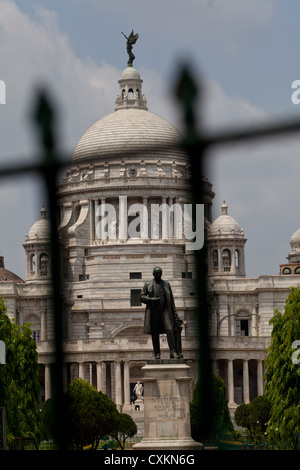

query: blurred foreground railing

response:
[0,68,300,448]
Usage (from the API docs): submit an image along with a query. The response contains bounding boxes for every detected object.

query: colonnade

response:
[43,357,264,410]
[88,195,187,242]
[43,360,140,409]
[213,358,264,407]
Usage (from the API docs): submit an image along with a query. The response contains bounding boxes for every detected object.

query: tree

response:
[234,403,250,431]
[0,297,41,444]
[191,375,234,443]
[264,287,300,444]
[235,396,271,443]
[111,412,138,450]
[42,378,120,449]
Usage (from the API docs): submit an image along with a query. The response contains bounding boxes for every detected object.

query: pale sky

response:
[1,0,300,279]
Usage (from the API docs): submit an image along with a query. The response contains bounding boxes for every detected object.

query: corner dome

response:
[290,228,300,251]
[26,206,50,242]
[210,201,244,237]
[0,256,23,283]
[72,108,186,163]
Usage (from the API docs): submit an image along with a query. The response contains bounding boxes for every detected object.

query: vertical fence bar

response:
[34,91,66,449]
[175,66,213,440]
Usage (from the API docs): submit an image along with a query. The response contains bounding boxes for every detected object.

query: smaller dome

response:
[0,256,23,283]
[210,201,244,237]
[120,66,141,80]
[27,206,50,241]
[290,228,300,250]
[0,268,23,283]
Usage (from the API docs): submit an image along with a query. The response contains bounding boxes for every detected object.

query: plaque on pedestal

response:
[133,360,203,450]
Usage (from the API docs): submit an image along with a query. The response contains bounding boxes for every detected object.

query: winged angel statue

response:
[122,30,139,65]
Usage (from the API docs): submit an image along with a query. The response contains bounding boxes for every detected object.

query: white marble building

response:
[1,62,300,428]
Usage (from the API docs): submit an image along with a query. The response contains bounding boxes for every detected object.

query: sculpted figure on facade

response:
[133,381,144,400]
[140,266,183,360]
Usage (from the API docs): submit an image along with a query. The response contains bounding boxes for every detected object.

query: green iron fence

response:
[0,67,300,448]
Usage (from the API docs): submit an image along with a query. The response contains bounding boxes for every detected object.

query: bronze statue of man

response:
[140,267,183,360]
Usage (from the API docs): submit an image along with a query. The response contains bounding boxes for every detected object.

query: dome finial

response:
[121,30,139,66]
[40,205,47,219]
[221,200,228,215]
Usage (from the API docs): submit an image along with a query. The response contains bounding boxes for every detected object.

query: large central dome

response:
[72,108,184,163]
[71,65,186,164]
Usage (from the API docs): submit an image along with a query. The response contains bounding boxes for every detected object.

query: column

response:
[96,198,107,240]
[243,360,250,403]
[141,197,148,240]
[115,361,122,409]
[251,305,257,336]
[102,362,107,394]
[88,363,93,385]
[96,362,102,391]
[79,362,85,380]
[227,359,236,407]
[173,197,182,240]
[231,246,236,273]
[119,195,127,240]
[217,248,221,273]
[169,197,174,239]
[123,361,130,406]
[41,309,46,341]
[161,197,168,240]
[89,199,95,241]
[257,360,264,396]
[45,364,51,401]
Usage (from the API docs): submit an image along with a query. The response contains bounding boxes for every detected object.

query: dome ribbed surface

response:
[290,228,300,248]
[209,202,243,237]
[27,207,50,241]
[72,109,185,163]
[120,66,141,80]
[210,215,241,235]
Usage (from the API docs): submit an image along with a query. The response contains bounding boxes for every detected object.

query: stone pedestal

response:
[133,360,203,450]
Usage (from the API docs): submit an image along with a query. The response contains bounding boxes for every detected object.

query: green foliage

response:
[234,403,250,429]
[0,297,41,443]
[42,378,120,449]
[264,287,300,444]
[235,396,271,443]
[110,412,138,449]
[191,375,234,443]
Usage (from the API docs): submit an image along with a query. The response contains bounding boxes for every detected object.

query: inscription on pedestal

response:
[145,396,189,421]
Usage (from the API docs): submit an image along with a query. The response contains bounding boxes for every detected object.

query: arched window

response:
[213,250,218,270]
[128,88,134,99]
[235,249,240,268]
[235,311,251,336]
[295,266,300,274]
[39,253,48,276]
[282,267,291,275]
[222,249,231,271]
[30,254,36,273]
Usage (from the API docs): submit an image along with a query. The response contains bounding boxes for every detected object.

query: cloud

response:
[0,0,121,162]
[202,77,267,131]
[0,0,298,281]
